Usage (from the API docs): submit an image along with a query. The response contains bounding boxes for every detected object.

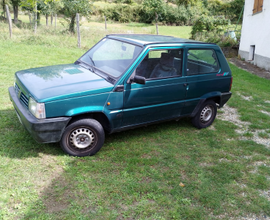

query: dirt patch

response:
[229,58,270,80]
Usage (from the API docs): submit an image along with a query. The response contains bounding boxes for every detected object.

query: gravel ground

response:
[217,104,270,148]
[217,59,270,219]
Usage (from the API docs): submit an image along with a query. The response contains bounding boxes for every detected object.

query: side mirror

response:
[131,75,146,85]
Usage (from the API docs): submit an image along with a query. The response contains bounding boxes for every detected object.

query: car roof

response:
[107,34,214,46]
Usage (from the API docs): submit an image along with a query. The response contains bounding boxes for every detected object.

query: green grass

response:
[0,19,270,219]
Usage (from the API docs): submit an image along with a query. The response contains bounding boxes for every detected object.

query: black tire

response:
[191,100,217,129]
[60,118,105,157]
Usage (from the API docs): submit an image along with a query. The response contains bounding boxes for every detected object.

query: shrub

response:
[191,15,230,39]
[92,1,206,26]
[163,5,189,25]
[96,4,141,23]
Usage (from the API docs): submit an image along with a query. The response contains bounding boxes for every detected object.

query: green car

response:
[9,34,232,156]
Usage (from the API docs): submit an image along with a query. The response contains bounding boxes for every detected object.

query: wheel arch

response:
[67,112,111,133]
[190,94,220,118]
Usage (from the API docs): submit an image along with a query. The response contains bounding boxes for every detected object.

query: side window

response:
[135,49,183,80]
[187,49,219,75]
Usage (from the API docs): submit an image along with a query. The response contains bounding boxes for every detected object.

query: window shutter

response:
[253,0,263,14]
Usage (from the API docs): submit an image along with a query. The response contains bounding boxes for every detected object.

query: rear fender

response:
[190,92,222,117]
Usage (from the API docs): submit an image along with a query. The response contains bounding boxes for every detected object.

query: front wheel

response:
[191,100,217,129]
[60,118,105,157]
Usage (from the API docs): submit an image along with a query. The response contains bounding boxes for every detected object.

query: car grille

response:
[15,83,29,107]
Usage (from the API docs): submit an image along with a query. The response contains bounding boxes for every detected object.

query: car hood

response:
[15,64,114,102]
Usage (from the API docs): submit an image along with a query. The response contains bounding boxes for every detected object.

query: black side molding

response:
[190,99,206,117]
[190,92,232,117]
[219,92,232,108]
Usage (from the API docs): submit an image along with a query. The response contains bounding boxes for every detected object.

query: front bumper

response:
[8,86,71,143]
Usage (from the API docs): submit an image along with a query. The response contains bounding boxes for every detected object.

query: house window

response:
[249,45,255,61]
[253,0,263,14]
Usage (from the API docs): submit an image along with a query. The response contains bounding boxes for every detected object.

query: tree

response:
[11,0,21,23]
[20,0,60,29]
[142,0,165,23]
[62,0,92,33]
[1,0,6,18]
[38,1,51,25]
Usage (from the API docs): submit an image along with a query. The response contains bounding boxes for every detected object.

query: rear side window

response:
[187,49,219,75]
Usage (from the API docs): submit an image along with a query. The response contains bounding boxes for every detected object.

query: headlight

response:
[29,97,46,119]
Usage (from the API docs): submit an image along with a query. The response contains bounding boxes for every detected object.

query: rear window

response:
[187,49,219,75]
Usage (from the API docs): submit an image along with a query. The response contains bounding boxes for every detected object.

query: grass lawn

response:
[0,19,270,219]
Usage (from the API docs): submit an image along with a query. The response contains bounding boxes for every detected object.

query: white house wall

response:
[239,0,270,70]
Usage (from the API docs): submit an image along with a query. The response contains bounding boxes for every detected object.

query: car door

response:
[182,47,229,115]
[122,48,187,127]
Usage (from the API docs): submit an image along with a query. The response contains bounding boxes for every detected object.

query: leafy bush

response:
[93,1,206,25]
[205,0,244,21]
[191,15,230,39]
[163,5,189,25]
[95,3,141,23]
[191,16,240,47]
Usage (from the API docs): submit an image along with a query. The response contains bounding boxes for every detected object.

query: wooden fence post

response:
[76,13,81,48]
[104,16,107,30]
[34,3,37,34]
[5,5,12,38]
[55,13,57,28]
[29,12,32,24]
[155,12,159,35]
[51,14,53,26]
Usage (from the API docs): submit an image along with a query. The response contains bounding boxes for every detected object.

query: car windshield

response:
[79,38,142,78]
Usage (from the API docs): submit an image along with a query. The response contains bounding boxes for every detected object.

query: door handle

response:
[183,83,189,90]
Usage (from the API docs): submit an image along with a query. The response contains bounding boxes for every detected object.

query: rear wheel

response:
[191,100,217,129]
[60,118,105,157]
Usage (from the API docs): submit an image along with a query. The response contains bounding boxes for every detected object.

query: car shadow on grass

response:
[21,118,198,219]
[7,115,270,219]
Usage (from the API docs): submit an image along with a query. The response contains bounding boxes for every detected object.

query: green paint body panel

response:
[9,34,232,144]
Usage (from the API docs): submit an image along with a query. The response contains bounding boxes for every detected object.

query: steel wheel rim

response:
[200,105,213,123]
[69,127,95,149]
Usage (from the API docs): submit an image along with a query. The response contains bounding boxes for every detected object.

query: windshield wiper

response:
[88,55,96,67]
[88,56,96,73]
[106,76,116,84]
[78,62,95,73]
[78,60,115,84]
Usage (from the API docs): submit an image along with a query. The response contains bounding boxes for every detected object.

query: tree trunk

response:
[13,4,18,24]
[37,11,40,25]
[29,12,32,24]
[51,14,53,26]
[69,14,76,34]
[3,0,6,18]
[46,14,48,26]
